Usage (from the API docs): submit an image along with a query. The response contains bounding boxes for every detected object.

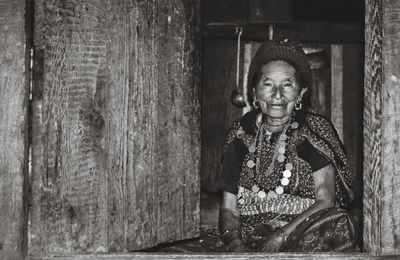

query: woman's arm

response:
[219,191,250,252]
[261,163,336,252]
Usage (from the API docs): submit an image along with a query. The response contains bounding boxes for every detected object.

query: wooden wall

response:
[364,0,400,254]
[30,0,201,254]
[0,0,29,259]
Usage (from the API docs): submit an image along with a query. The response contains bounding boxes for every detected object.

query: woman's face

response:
[254,60,307,120]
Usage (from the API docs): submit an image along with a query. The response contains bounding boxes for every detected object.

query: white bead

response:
[258,190,266,199]
[281,177,289,186]
[275,186,284,194]
[252,185,260,193]
[285,162,293,171]
[247,160,255,168]
[283,169,292,178]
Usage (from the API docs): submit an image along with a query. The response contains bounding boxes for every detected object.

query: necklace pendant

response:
[277,154,285,162]
[248,145,256,153]
[283,169,292,178]
[291,122,299,129]
[252,185,260,193]
[275,186,284,195]
[285,162,293,171]
[281,177,290,186]
[247,160,256,168]
[257,190,266,199]
[278,146,285,154]
[267,190,278,199]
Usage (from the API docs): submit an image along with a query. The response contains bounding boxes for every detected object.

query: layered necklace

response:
[245,114,299,199]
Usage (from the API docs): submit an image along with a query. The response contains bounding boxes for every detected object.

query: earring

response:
[253,99,259,109]
[294,100,302,111]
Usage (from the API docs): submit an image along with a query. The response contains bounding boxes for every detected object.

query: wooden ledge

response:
[27,253,399,260]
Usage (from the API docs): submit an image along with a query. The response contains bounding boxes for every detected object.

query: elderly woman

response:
[218,39,357,252]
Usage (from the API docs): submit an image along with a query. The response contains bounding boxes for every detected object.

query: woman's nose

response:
[272,86,282,100]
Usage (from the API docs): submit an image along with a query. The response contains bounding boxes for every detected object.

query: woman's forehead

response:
[259,60,297,79]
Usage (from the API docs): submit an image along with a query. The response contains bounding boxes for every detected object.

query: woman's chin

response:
[261,109,290,120]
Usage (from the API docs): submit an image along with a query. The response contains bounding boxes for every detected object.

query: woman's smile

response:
[254,60,307,122]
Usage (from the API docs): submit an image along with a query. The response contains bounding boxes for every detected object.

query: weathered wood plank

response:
[153,0,201,245]
[30,0,111,254]
[380,0,400,254]
[201,39,242,192]
[0,0,29,259]
[202,23,364,44]
[30,0,200,254]
[364,0,383,254]
[26,253,400,260]
[364,0,400,254]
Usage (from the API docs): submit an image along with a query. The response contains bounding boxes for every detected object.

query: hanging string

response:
[235,26,243,90]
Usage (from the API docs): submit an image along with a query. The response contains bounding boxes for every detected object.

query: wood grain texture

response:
[26,253,400,260]
[364,0,383,254]
[201,39,242,192]
[30,0,200,254]
[364,0,400,254]
[380,0,400,254]
[30,0,109,254]
[0,0,29,259]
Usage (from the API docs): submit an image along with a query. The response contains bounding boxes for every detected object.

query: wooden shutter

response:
[29,0,200,254]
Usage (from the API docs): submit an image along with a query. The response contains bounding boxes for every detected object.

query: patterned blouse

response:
[218,109,355,237]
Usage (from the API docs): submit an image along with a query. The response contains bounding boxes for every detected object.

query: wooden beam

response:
[202,23,364,44]
[364,0,400,255]
[0,0,29,259]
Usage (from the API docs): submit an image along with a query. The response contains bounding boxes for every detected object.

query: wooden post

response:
[30,0,200,254]
[364,0,400,254]
[0,0,29,259]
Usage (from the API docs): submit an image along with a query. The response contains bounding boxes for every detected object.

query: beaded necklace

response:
[246,114,299,199]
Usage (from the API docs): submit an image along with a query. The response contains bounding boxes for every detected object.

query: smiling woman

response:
[217,39,357,252]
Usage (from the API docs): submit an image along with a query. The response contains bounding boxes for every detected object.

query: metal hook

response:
[235,26,243,36]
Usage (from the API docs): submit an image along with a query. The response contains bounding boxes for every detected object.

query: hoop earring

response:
[253,100,259,109]
[294,100,302,111]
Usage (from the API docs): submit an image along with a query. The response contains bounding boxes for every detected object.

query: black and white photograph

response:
[0,0,398,259]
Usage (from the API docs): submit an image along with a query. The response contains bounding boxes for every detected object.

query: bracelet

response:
[274,227,288,243]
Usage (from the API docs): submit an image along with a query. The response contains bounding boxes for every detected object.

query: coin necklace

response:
[246,116,299,199]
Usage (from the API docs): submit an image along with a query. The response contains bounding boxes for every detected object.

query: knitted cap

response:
[247,39,312,104]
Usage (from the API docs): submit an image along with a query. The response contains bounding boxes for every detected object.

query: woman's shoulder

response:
[303,110,340,137]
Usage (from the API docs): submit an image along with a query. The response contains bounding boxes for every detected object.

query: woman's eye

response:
[283,82,293,88]
[264,82,273,87]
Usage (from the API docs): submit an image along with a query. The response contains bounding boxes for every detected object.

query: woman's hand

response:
[260,229,286,252]
[225,237,251,252]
